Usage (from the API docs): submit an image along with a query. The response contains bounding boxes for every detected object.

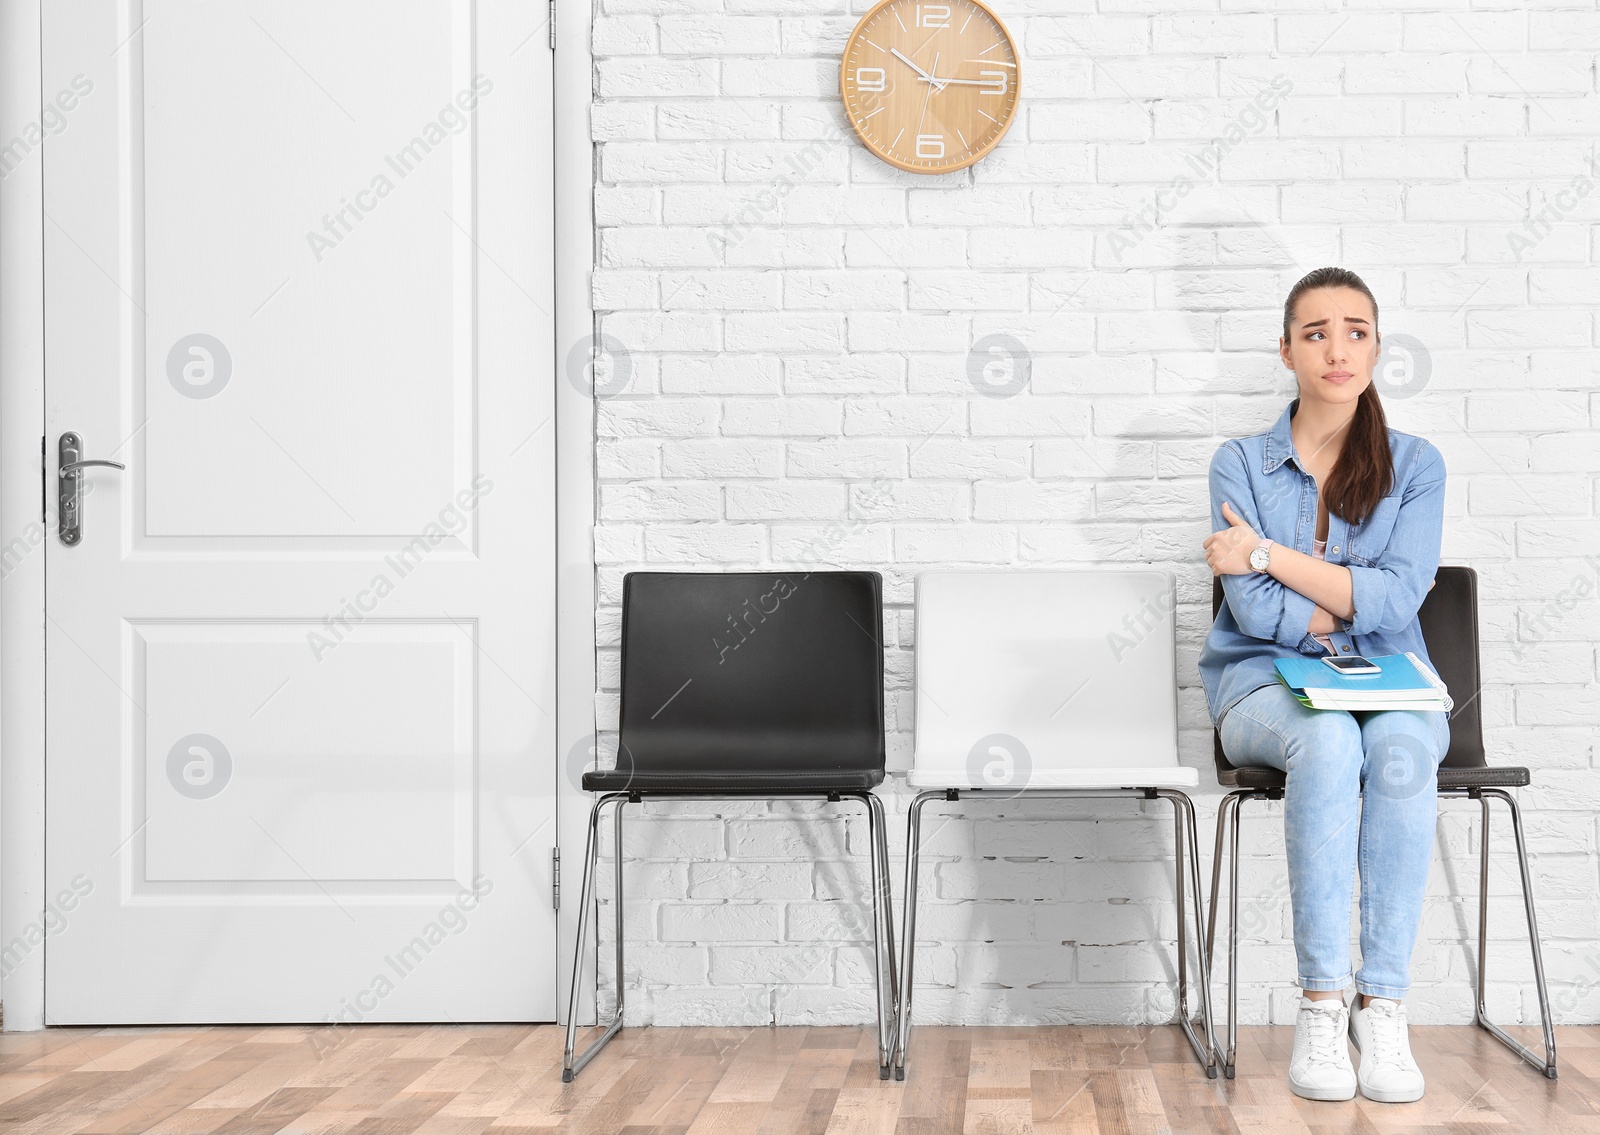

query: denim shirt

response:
[1198,396,1447,730]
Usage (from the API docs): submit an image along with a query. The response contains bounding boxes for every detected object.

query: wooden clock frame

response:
[839,0,1021,174]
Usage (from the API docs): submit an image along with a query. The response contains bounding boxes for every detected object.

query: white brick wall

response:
[583,0,1600,1029]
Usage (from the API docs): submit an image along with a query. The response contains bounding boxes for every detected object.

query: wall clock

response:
[840,0,1020,174]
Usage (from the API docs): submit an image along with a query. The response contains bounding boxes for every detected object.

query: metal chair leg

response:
[1163,790,1217,1077]
[1202,790,1248,1078]
[871,792,899,1015]
[893,790,935,1079]
[1225,792,1243,1078]
[1183,790,1219,1077]
[613,798,626,1014]
[895,788,1215,1080]
[1471,788,1558,1078]
[1204,792,1229,977]
[561,790,896,1083]
[862,791,894,1078]
[562,793,628,1082]
[1477,794,1490,1017]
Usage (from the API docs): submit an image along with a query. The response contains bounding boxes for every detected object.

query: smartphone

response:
[1321,654,1381,675]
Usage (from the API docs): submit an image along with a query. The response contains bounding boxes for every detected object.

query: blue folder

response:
[1274,652,1452,711]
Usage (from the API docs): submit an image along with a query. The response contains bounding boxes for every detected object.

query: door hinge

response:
[552,847,561,910]
[548,0,556,50]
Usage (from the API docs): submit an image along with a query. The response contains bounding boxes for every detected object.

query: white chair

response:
[893,569,1217,1079]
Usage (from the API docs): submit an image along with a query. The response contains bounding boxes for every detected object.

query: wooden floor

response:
[0,1022,1596,1134]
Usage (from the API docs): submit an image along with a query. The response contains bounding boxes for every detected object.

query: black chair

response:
[562,570,897,1081]
[1204,566,1557,1079]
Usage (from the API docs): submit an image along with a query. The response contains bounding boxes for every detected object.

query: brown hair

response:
[1281,266,1393,527]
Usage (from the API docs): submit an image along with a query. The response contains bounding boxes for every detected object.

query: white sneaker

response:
[1288,995,1357,1101]
[1349,998,1425,1103]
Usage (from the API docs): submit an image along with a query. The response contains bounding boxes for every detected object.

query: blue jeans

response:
[1220,681,1451,1000]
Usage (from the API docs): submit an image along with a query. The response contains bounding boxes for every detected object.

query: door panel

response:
[136,622,472,886]
[44,0,556,1024]
[139,4,475,542]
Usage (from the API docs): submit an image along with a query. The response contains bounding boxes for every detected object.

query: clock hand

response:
[913,50,940,141]
[916,75,1000,87]
[890,46,948,92]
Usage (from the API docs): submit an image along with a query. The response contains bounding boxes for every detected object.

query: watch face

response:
[840,0,1021,174]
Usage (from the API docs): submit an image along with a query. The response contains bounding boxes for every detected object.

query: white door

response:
[43,0,557,1024]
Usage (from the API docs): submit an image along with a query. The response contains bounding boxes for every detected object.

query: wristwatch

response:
[1249,537,1274,573]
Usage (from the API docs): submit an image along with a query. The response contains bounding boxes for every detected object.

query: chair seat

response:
[582,768,884,793]
[1439,766,1530,789]
[1214,762,1284,790]
[907,766,1199,790]
[1214,763,1531,791]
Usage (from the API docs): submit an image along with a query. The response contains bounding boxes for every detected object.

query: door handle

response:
[60,459,126,477]
[58,432,125,545]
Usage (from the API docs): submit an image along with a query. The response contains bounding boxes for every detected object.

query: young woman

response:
[1198,267,1451,1103]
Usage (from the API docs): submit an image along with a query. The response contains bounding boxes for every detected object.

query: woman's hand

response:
[1204,500,1261,576]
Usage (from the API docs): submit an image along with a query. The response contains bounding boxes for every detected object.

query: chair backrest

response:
[1416,566,1486,769]
[617,571,885,776]
[913,569,1181,778]
[1208,574,1232,775]
[1208,565,1485,771]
